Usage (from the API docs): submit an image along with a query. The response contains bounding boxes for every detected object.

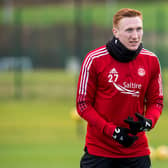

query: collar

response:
[106,36,143,62]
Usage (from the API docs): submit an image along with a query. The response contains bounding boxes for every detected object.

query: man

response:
[76,8,163,168]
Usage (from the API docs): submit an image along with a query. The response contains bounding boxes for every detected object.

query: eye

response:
[137,27,142,31]
[126,28,133,32]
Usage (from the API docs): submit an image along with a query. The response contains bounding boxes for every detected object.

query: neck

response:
[106,36,143,62]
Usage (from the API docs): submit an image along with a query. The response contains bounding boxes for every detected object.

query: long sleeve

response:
[76,49,116,136]
[145,57,164,128]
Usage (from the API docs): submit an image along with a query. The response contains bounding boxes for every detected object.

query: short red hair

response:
[113,8,142,28]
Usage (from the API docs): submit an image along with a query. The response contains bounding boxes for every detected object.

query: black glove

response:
[124,112,152,135]
[112,127,138,147]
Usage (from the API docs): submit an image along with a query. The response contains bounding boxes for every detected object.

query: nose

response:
[132,30,138,39]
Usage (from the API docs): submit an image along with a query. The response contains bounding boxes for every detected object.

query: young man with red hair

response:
[76,8,163,168]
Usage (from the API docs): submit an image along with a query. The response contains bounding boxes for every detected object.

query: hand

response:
[112,127,138,147]
[124,112,152,135]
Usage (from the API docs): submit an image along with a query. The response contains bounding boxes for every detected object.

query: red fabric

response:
[76,45,163,158]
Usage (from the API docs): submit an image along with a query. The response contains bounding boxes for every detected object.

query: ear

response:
[112,27,119,38]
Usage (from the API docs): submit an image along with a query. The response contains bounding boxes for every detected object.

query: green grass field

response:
[0,70,167,168]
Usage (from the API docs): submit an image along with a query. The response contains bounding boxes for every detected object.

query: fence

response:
[0,1,168,71]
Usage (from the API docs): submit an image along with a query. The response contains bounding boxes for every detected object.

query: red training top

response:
[76,45,163,158]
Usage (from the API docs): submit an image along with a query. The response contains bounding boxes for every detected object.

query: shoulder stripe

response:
[79,47,108,95]
[84,47,107,70]
[140,48,157,57]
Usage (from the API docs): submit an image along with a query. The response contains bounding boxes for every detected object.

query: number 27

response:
[108,74,118,83]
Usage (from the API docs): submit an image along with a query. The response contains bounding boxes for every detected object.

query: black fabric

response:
[106,36,143,62]
[124,112,152,135]
[112,127,138,147]
[80,149,151,168]
[117,155,151,168]
[80,149,117,168]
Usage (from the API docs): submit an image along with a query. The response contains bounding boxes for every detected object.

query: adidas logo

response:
[109,68,118,74]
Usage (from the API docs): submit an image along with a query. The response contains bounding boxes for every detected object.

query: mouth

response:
[130,41,138,44]
[129,41,139,46]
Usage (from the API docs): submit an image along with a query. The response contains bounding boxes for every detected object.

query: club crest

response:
[138,68,146,77]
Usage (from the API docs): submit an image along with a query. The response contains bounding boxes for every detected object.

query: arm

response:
[76,54,115,136]
[124,56,164,134]
[145,57,164,128]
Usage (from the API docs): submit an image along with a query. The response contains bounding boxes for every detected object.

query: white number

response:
[108,74,113,83]
[108,74,118,83]
[114,74,118,82]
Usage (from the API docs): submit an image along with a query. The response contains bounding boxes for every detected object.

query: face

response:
[113,16,143,50]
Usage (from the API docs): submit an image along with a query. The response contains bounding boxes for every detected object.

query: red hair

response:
[113,8,142,28]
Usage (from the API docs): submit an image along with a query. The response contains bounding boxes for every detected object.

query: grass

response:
[0,98,82,168]
[0,69,167,168]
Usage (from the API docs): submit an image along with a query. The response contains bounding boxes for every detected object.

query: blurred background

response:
[0,0,168,168]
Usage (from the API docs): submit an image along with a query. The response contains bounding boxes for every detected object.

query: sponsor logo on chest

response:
[108,68,144,97]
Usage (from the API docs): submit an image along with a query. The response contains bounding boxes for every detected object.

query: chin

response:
[128,46,139,51]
